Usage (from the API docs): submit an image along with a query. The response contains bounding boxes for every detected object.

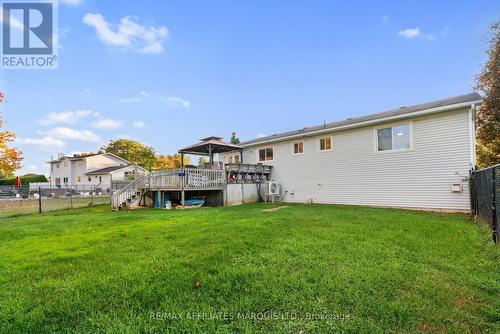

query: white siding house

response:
[47,153,145,190]
[223,93,482,211]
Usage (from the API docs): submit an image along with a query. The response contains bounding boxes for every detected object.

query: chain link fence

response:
[470,164,499,243]
[0,185,110,219]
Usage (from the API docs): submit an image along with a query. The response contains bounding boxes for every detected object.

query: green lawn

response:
[0,204,498,333]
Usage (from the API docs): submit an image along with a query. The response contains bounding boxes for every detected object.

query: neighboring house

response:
[221,93,482,211]
[47,153,145,190]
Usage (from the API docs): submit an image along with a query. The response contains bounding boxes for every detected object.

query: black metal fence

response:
[0,185,110,218]
[470,164,499,243]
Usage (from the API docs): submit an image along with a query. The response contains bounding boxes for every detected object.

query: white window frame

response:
[318,136,333,152]
[374,122,413,153]
[258,146,274,162]
[291,140,305,155]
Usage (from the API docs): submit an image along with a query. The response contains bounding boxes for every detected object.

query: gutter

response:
[239,99,483,148]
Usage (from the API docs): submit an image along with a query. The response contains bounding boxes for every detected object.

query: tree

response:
[230,132,240,145]
[0,112,22,178]
[475,22,500,168]
[198,156,207,165]
[101,139,156,170]
[153,154,191,170]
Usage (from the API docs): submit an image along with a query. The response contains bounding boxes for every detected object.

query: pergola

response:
[178,136,242,167]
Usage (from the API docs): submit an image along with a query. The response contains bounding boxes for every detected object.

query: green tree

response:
[475,22,500,168]
[101,139,156,170]
[198,156,207,165]
[230,132,240,145]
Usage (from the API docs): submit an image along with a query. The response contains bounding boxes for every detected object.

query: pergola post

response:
[209,144,213,167]
[180,152,184,168]
[240,149,243,163]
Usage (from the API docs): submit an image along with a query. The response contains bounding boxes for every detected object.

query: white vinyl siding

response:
[242,109,472,210]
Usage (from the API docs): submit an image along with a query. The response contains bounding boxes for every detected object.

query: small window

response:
[77,176,81,182]
[63,177,68,184]
[99,176,102,182]
[88,177,91,182]
[234,155,240,163]
[228,156,233,163]
[293,141,304,155]
[56,163,60,168]
[319,136,332,151]
[377,124,411,152]
[258,147,274,161]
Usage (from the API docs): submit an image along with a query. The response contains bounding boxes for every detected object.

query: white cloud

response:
[119,91,190,108]
[18,136,67,151]
[398,27,420,39]
[119,96,141,103]
[256,133,267,138]
[81,88,92,95]
[92,118,124,129]
[40,110,93,125]
[83,13,168,54]
[60,0,84,5]
[165,96,190,108]
[46,127,101,142]
[133,121,146,128]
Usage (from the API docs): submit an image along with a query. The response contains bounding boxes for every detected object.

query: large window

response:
[293,141,304,155]
[319,136,332,151]
[377,123,411,152]
[258,147,274,161]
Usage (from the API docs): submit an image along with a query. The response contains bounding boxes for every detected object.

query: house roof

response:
[179,136,241,155]
[239,92,482,147]
[47,152,129,164]
[85,165,144,175]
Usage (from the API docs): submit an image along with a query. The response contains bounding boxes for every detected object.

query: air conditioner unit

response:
[268,181,280,196]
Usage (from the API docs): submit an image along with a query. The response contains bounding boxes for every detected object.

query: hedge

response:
[0,174,48,186]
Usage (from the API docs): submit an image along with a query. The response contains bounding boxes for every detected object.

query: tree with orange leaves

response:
[0,112,22,179]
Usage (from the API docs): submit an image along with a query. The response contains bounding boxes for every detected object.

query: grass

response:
[0,204,498,333]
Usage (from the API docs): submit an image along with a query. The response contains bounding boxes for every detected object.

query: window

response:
[56,163,60,168]
[377,123,411,152]
[55,178,61,185]
[63,161,68,167]
[319,136,332,151]
[88,177,91,182]
[293,141,304,155]
[258,147,274,161]
[63,177,68,184]
[77,176,81,182]
[99,176,102,182]
[79,161,84,167]
[227,155,240,164]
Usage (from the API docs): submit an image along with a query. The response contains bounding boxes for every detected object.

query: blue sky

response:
[0,0,498,175]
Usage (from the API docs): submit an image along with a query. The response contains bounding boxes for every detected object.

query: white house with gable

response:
[46,152,146,191]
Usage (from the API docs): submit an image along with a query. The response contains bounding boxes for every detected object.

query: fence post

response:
[38,186,42,214]
[492,168,498,243]
[69,188,73,209]
[91,186,94,207]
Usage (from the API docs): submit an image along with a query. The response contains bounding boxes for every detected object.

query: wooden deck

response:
[111,168,225,210]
